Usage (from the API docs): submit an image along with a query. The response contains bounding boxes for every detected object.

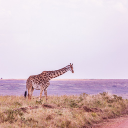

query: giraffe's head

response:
[70,63,74,73]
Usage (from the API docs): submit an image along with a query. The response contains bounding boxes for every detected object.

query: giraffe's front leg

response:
[44,88,47,101]
[39,88,43,100]
[44,82,50,101]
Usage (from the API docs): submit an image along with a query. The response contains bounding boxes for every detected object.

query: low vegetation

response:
[0,92,128,128]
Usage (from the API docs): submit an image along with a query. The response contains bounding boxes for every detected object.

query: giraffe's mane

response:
[40,65,70,74]
[49,65,70,72]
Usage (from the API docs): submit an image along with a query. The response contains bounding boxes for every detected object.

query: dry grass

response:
[0,92,128,128]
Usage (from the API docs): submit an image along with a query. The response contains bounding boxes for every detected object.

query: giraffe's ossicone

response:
[24,63,74,100]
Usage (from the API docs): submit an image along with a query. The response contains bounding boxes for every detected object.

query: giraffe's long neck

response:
[48,65,71,80]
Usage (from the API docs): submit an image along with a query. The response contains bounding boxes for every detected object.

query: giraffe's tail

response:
[24,90,27,98]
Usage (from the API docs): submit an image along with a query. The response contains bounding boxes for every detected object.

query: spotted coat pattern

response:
[25,63,74,100]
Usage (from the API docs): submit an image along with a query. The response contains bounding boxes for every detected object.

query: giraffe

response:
[24,63,74,100]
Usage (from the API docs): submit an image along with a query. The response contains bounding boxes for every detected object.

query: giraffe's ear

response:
[72,63,73,66]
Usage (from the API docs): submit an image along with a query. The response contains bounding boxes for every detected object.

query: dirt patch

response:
[93,115,128,128]
[92,106,128,128]
[80,106,102,113]
[42,104,57,109]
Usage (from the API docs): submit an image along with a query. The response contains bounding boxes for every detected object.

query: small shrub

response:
[55,110,63,116]
[0,109,24,124]
[91,112,97,117]
[100,92,108,97]
[107,99,115,103]
[108,104,112,107]
[46,115,53,120]
[78,96,83,103]
[5,110,17,123]
[13,102,22,106]
[0,113,4,123]
[69,100,79,108]
[60,120,71,128]
[25,118,38,127]
[36,100,42,105]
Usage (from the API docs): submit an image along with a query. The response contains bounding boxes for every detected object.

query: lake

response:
[0,79,128,99]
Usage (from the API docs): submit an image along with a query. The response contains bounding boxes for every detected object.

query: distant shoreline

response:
[0,79,128,81]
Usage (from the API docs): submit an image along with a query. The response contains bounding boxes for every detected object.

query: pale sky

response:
[0,0,128,79]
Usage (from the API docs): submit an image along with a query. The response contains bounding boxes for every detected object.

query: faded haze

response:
[0,0,128,79]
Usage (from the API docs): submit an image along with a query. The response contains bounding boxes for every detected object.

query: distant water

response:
[0,79,128,99]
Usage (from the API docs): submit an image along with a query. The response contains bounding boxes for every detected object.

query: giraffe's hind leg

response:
[28,87,34,100]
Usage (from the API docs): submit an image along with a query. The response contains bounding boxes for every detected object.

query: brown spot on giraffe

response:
[24,63,74,101]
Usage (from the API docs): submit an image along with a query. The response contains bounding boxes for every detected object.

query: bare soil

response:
[93,115,128,128]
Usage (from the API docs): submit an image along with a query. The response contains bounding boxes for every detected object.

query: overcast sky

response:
[0,0,128,79]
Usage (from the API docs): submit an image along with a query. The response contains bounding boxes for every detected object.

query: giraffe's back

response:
[26,72,49,90]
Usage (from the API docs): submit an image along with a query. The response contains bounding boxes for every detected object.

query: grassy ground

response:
[0,92,128,128]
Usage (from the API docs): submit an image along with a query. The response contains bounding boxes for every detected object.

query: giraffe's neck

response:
[48,65,71,80]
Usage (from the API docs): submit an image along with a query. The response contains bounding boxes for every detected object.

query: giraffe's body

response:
[24,63,74,100]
